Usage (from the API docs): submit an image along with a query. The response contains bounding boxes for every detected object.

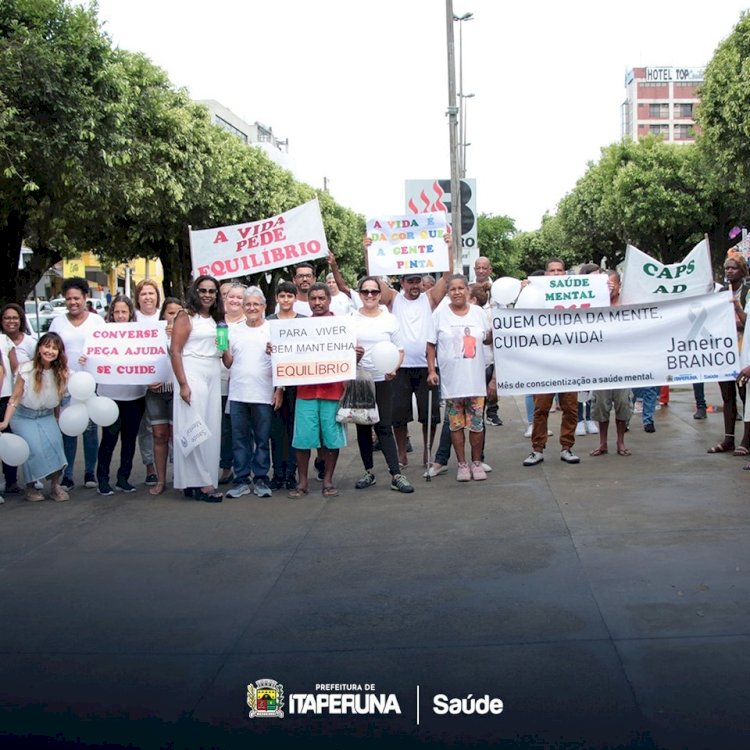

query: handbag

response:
[336,368,380,425]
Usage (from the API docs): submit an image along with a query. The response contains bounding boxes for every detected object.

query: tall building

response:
[621,66,703,143]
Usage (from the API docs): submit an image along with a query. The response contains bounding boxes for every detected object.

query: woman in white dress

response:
[170,275,224,502]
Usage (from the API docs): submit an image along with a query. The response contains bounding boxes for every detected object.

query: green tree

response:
[476,213,519,277]
[0,0,125,301]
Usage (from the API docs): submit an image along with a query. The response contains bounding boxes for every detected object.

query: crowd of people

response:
[0,245,747,505]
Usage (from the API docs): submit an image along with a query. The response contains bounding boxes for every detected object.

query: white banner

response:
[269,317,356,387]
[83,322,170,384]
[620,240,714,305]
[365,212,449,276]
[493,292,739,395]
[521,275,611,309]
[189,199,329,281]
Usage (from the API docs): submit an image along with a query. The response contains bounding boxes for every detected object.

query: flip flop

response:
[733,446,750,457]
[287,487,309,499]
[322,486,340,497]
[617,448,632,456]
[589,447,608,456]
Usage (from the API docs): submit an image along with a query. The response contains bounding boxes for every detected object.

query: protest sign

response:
[521,274,610,309]
[269,317,356,387]
[366,212,449,277]
[620,239,714,304]
[83,322,170,385]
[493,292,738,395]
[189,199,329,281]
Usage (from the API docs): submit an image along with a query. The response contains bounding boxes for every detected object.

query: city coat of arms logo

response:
[247,678,285,718]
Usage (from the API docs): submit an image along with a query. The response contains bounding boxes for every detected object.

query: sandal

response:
[194,488,223,503]
[617,448,632,456]
[733,446,750,457]
[707,441,735,454]
[287,487,309,499]
[589,447,608,456]
[322,486,339,497]
[149,481,166,496]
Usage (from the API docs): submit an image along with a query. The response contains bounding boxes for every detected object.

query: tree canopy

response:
[0,0,364,303]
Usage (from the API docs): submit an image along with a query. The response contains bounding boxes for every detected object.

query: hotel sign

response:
[645,67,703,83]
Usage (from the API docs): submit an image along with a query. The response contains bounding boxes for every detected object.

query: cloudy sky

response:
[94,0,748,231]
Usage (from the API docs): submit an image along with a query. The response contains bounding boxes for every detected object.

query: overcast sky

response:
[94,0,749,232]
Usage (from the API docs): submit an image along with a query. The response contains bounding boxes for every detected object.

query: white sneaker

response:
[575,421,586,436]
[523,451,544,466]
[586,420,599,434]
[481,462,492,473]
[523,425,533,438]
[226,482,253,498]
[560,448,581,464]
[423,464,448,478]
[547,429,553,436]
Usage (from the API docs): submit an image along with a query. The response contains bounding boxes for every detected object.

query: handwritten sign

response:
[268,317,356,387]
[189,199,329,281]
[366,212,449,276]
[83,322,170,384]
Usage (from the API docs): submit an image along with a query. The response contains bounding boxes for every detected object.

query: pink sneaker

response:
[470,461,487,481]
[456,462,471,482]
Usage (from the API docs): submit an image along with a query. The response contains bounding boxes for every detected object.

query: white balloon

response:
[0,433,30,466]
[515,284,546,309]
[86,396,119,427]
[59,402,90,436]
[370,341,400,374]
[68,371,97,401]
[490,276,522,306]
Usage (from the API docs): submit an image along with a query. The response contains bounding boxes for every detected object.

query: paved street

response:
[0,388,748,749]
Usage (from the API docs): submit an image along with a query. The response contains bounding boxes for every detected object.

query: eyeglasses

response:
[360,289,380,296]
[295,273,314,279]
[197,287,217,295]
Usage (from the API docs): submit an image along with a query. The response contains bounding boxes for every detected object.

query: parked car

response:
[48,296,107,317]
[23,301,55,335]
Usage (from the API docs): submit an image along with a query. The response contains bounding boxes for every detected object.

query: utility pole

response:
[445,0,462,271]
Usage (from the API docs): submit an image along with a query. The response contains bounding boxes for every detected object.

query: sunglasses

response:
[360,289,380,296]
[197,287,217,295]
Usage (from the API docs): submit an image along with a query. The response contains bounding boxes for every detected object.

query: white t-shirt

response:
[135,310,160,324]
[97,382,147,401]
[329,292,353,316]
[292,299,312,317]
[352,309,403,382]
[226,321,274,404]
[12,333,38,366]
[428,304,489,399]
[49,313,106,373]
[392,292,434,368]
[0,333,13,397]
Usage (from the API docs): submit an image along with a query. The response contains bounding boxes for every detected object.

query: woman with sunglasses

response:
[351,277,413,494]
[170,275,225,502]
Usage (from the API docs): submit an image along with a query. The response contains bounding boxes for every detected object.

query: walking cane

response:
[425,387,433,482]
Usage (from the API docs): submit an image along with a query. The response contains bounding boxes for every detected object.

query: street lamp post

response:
[453,11,473,178]
[458,92,474,177]
[445,0,462,270]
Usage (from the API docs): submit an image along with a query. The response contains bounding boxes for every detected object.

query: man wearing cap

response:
[380,269,453,467]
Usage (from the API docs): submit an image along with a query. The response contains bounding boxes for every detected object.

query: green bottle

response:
[215,321,229,352]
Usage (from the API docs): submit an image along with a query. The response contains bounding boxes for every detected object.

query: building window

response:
[674,124,694,140]
[215,115,249,144]
[648,103,669,118]
[674,102,694,118]
[649,124,669,137]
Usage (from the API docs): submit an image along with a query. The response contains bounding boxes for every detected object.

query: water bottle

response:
[215,321,229,352]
